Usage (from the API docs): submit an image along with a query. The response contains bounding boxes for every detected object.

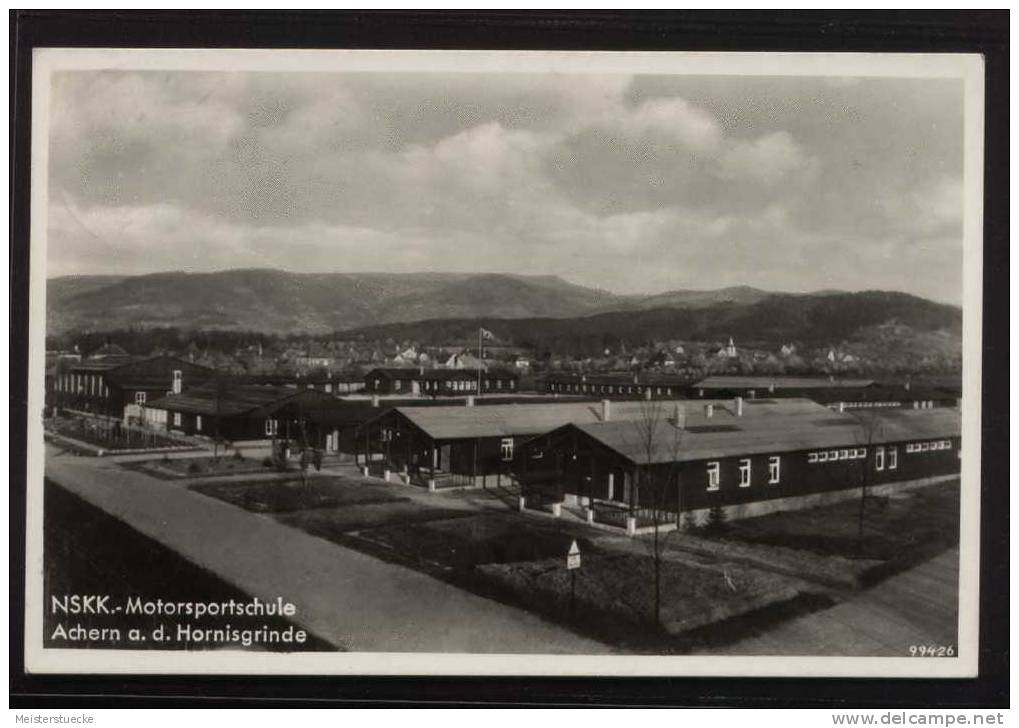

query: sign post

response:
[566,540,581,617]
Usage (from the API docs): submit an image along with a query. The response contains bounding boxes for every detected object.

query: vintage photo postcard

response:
[24,48,985,677]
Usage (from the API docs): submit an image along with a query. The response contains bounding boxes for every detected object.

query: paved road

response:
[700,548,960,657]
[44,446,613,654]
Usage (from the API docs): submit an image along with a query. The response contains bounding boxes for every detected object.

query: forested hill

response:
[47,268,775,335]
[337,291,962,355]
[47,270,960,357]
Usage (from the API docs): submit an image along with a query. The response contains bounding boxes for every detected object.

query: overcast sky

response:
[47,70,964,303]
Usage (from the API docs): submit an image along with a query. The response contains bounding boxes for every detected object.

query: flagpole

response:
[477,327,482,396]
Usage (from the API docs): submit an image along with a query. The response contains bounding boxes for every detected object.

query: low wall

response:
[43,430,199,458]
[514,473,957,537]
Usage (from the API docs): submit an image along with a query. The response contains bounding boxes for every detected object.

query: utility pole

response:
[477,326,483,396]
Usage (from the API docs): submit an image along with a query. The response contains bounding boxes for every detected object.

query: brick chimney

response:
[735,396,744,417]
[601,399,611,422]
[466,395,475,407]
[371,394,380,407]
[704,403,714,418]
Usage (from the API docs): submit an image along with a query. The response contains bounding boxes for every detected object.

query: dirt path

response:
[698,548,960,656]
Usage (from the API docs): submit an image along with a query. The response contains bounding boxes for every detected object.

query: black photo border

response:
[9,9,1009,709]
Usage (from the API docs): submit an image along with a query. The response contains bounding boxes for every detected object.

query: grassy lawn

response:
[713,480,960,584]
[477,551,803,639]
[360,513,591,571]
[276,503,473,543]
[191,476,405,513]
[350,512,810,646]
[46,415,181,451]
[186,474,825,650]
[127,453,271,480]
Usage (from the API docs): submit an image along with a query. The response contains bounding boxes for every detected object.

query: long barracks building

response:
[144,383,341,446]
[542,373,695,399]
[689,376,960,410]
[514,398,960,533]
[52,355,215,421]
[356,399,685,490]
[364,367,520,396]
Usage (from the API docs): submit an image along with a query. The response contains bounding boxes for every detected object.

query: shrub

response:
[233,449,244,461]
[186,461,203,475]
[262,456,274,468]
[704,505,727,535]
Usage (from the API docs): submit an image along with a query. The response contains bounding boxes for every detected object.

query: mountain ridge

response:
[46,269,960,343]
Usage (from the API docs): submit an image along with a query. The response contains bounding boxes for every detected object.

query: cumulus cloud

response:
[718,131,815,184]
[46,70,965,303]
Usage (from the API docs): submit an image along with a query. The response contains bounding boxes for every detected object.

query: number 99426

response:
[909,645,955,657]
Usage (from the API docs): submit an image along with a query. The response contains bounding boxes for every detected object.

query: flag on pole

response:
[479,327,497,341]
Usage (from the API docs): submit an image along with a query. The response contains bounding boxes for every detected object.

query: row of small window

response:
[550,383,674,396]
[839,401,901,409]
[905,440,953,453]
[60,371,184,398]
[57,374,111,398]
[384,378,517,392]
[705,457,781,491]
[809,446,900,471]
[807,448,869,463]
[426,379,515,391]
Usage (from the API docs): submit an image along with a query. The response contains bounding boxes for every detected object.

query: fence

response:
[591,500,679,530]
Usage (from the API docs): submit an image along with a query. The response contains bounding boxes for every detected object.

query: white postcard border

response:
[24,48,985,677]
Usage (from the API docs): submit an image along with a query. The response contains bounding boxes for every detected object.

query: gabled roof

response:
[245,371,366,386]
[70,359,139,372]
[146,383,339,418]
[693,375,876,390]
[568,407,960,465]
[383,397,829,441]
[67,355,211,387]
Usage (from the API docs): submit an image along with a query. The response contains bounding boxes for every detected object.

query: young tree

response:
[293,399,312,490]
[849,409,885,557]
[627,399,686,631]
[212,371,226,461]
